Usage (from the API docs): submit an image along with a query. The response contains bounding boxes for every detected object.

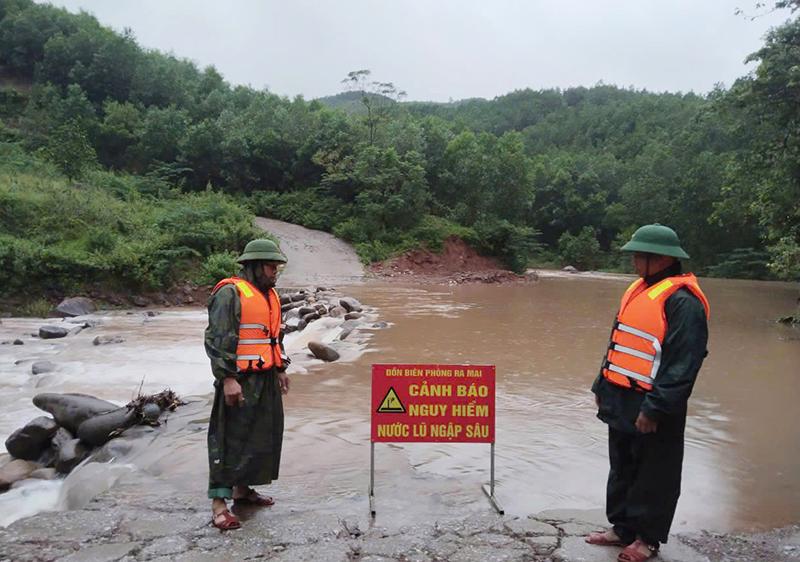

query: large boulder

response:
[33,393,118,434]
[0,459,39,491]
[77,407,137,446]
[4,416,59,460]
[38,326,69,339]
[339,297,363,313]
[55,297,96,318]
[308,341,340,362]
[55,438,90,474]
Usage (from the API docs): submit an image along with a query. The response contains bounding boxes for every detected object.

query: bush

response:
[707,248,773,279]
[0,145,258,295]
[354,240,394,263]
[472,218,541,273]
[406,215,475,252]
[197,251,240,285]
[249,188,350,232]
[558,226,602,270]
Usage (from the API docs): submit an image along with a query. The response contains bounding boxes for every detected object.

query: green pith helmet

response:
[237,239,287,264]
[620,224,690,259]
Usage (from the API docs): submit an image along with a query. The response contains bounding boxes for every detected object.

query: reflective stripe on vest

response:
[602,273,709,392]
[212,277,283,373]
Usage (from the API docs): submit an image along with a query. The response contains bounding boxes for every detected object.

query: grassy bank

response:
[0,142,256,309]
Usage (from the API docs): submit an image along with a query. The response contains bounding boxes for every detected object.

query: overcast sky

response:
[40,0,791,102]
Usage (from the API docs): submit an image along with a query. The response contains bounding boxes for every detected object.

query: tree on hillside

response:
[341,69,406,146]
[714,16,800,280]
[42,119,97,180]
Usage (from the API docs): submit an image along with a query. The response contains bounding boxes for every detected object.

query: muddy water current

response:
[1,275,798,532]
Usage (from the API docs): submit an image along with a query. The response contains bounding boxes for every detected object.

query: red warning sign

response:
[371,364,495,443]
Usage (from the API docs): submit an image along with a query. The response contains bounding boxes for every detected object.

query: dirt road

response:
[255,218,365,287]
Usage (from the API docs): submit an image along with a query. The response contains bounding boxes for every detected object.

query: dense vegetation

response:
[0,0,798,304]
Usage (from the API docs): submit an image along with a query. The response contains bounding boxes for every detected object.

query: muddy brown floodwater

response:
[275,275,800,533]
[69,274,795,535]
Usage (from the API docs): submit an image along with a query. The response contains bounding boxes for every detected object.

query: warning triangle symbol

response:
[377,387,405,413]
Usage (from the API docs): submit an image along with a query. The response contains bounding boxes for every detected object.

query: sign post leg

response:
[482,441,504,515]
[369,441,376,517]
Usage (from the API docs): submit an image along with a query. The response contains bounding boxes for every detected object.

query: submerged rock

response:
[33,393,118,434]
[308,341,340,362]
[0,459,39,491]
[4,416,59,460]
[77,407,137,447]
[92,335,125,346]
[38,326,69,339]
[31,361,56,375]
[344,311,362,320]
[55,438,90,473]
[55,297,96,318]
[29,467,58,480]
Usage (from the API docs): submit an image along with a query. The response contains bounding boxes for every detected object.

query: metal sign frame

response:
[368,363,503,516]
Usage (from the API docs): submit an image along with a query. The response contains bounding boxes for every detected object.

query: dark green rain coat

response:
[591,262,709,545]
[205,274,284,498]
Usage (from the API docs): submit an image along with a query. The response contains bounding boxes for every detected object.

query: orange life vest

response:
[211,277,284,373]
[602,273,710,392]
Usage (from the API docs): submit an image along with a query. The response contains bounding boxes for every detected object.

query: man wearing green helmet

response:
[586,224,710,561]
[204,238,291,530]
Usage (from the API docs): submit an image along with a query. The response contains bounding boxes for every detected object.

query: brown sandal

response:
[212,508,241,530]
[617,539,658,562]
[585,530,626,547]
[233,488,275,507]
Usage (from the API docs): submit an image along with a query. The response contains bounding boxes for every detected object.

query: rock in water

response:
[328,306,346,318]
[33,393,118,434]
[38,326,69,339]
[29,467,58,480]
[308,341,340,362]
[55,438,90,473]
[31,361,56,375]
[92,335,125,346]
[4,416,58,460]
[55,297,96,317]
[339,297,363,313]
[77,407,138,446]
[344,311,362,320]
[0,459,39,491]
[141,403,161,423]
[302,312,321,323]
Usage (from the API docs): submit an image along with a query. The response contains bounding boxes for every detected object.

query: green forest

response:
[0,0,798,305]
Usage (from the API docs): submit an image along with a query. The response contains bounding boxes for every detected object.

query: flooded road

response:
[1,275,799,533]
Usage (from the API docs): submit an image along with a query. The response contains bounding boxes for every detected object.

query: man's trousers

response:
[606,424,685,545]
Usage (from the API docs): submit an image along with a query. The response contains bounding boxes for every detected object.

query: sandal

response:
[233,488,275,507]
[211,508,241,530]
[617,539,658,562]
[585,530,626,546]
